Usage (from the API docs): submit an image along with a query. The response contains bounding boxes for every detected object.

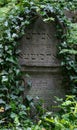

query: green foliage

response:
[59,23,77,95]
[0,0,17,7]
[41,95,77,130]
[0,0,77,129]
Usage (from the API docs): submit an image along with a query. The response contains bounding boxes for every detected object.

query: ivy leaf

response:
[0,99,5,104]
[10,94,18,100]
[4,21,8,27]
[43,17,54,22]
[26,128,31,130]
[26,95,33,102]
[12,33,18,38]
[0,87,8,91]
[25,20,30,25]
[5,104,11,111]
[2,76,8,82]
[60,49,77,55]
[0,44,3,49]
[0,94,4,97]
[62,100,72,106]
[26,74,30,78]
[10,112,17,119]
[27,81,32,88]
[6,57,17,64]
[14,116,20,126]
[5,29,11,38]
[0,120,5,124]
[45,4,54,13]
[19,111,27,116]
[19,86,24,92]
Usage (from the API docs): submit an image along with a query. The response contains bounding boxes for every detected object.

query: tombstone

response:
[18,17,65,108]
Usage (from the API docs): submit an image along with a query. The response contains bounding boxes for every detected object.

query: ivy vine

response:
[0,0,77,129]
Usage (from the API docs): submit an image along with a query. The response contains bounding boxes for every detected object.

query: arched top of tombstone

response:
[19,16,61,67]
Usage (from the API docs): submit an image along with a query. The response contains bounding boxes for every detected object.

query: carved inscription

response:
[19,29,60,66]
[25,32,51,40]
[19,44,59,66]
[24,73,65,107]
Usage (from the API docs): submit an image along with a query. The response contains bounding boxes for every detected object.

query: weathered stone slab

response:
[19,17,65,107]
[19,17,60,67]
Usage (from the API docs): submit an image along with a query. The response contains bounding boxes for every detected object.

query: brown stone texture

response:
[64,10,77,22]
[19,17,65,107]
